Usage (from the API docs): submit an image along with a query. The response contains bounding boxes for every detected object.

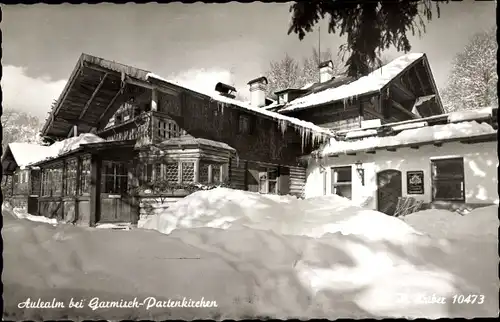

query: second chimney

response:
[319,60,334,83]
[247,76,268,108]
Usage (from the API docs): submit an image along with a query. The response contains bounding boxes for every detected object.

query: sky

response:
[1,1,496,119]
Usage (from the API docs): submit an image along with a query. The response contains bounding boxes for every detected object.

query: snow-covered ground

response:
[2,189,498,320]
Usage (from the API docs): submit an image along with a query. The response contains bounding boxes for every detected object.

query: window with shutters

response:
[258,167,278,194]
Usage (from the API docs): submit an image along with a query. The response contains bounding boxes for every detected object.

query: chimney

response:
[318,60,335,83]
[247,76,268,107]
[214,82,237,99]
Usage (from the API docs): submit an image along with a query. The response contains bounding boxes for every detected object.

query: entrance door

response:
[99,161,132,223]
[377,169,402,215]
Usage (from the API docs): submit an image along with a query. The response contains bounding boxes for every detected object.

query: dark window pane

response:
[333,185,352,199]
[433,179,464,201]
[332,166,351,183]
[432,158,464,179]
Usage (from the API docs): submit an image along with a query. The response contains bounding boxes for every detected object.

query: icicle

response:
[278,119,288,136]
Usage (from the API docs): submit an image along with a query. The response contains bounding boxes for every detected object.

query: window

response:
[331,166,352,199]
[41,166,63,197]
[164,162,180,183]
[158,119,183,140]
[258,167,278,194]
[102,161,128,194]
[199,162,224,185]
[65,158,78,196]
[80,156,91,195]
[238,115,251,134]
[181,162,195,183]
[431,158,465,201]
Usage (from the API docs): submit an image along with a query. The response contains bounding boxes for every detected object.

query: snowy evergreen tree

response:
[287,0,447,78]
[1,108,43,152]
[440,28,497,112]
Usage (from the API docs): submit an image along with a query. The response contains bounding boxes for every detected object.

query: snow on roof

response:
[412,94,436,114]
[318,121,496,156]
[146,73,333,139]
[280,53,425,112]
[6,143,52,168]
[447,106,494,123]
[27,133,105,166]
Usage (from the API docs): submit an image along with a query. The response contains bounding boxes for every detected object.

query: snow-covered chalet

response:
[2,52,497,225]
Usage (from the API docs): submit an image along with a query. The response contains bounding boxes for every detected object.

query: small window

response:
[431,158,465,201]
[331,166,352,199]
[65,158,78,196]
[238,114,251,134]
[258,167,278,194]
[80,156,91,195]
[102,161,128,194]
[181,162,195,183]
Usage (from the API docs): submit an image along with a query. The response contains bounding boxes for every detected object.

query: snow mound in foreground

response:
[4,212,498,320]
[140,188,420,243]
[401,205,499,239]
[2,204,57,225]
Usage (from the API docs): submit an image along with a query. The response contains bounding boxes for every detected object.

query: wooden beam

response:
[60,117,98,127]
[392,82,416,100]
[78,73,108,120]
[414,64,426,94]
[97,88,122,126]
[391,100,418,119]
[89,155,101,227]
[67,125,78,138]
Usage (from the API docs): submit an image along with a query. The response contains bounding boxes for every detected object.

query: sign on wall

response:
[407,171,424,195]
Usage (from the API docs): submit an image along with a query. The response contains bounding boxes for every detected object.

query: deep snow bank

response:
[4,212,497,320]
[140,188,420,243]
[2,203,57,225]
[401,205,499,239]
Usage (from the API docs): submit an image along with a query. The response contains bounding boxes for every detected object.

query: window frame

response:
[431,157,465,202]
[238,114,252,134]
[331,166,353,199]
[101,161,129,195]
[258,167,278,195]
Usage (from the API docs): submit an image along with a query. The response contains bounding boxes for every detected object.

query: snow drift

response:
[140,188,420,242]
[3,189,498,320]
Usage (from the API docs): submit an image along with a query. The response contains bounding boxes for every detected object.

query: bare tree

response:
[265,53,302,98]
[265,47,345,98]
[300,47,345,86]
[440,28,497,112]
[1,108,43,152]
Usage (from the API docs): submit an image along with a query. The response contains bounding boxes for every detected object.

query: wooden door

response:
[99,196,132,223]
[377,169,402,215]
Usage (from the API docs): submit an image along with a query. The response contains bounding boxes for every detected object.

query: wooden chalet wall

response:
[156,91,313,167]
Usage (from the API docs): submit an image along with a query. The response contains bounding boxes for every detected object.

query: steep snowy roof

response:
[317,120,496,157]
[4,143,52,168]
[280,53,425,113]
[24,133,105,167]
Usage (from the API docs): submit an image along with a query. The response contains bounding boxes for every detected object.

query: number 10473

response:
[451,294,485,304]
